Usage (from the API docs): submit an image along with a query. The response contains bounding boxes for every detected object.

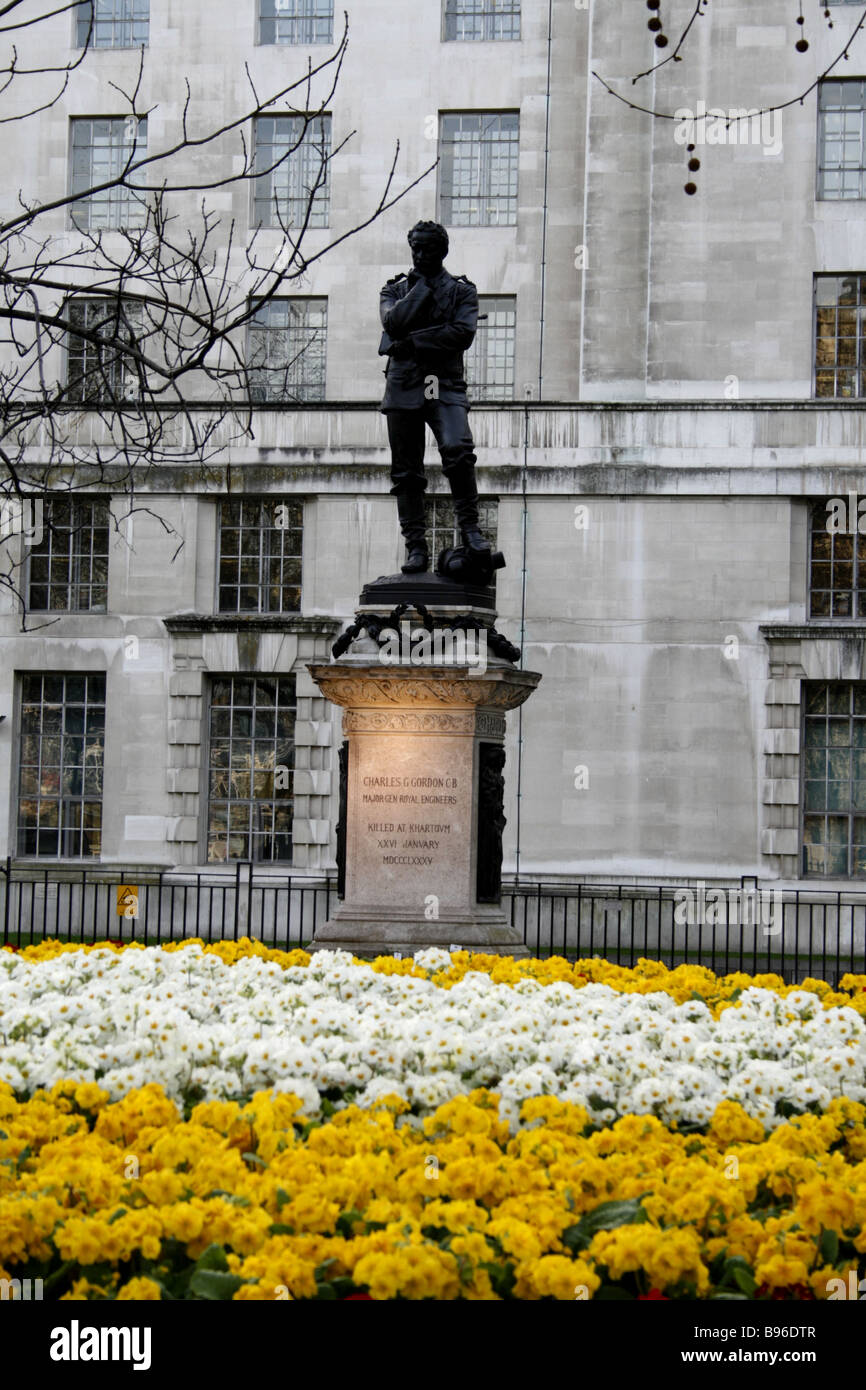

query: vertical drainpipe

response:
[515,0,554,884]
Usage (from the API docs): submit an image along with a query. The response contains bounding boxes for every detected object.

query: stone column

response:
[307,658,540,956]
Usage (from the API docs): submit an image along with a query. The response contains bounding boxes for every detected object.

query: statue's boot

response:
[449,466,492,555]
[397,491,429,573]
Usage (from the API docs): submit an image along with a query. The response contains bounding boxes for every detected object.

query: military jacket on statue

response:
[378,267,478,412]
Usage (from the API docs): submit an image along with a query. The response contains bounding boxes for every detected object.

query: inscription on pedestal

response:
[307,659,541,954]
[364,773,458,870]
[348,735,471,908]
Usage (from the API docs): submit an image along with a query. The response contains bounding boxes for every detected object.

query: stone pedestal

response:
[307,656,541,956]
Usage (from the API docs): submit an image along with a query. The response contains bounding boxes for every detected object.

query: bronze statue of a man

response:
[379,221,491,574]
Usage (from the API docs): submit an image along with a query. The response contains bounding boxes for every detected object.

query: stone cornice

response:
[164,614,342,635]
[760,624,866,641]
[308,662,542,712]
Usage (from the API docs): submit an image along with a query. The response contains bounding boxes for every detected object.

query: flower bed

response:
[1,942,865,1300]
[1,943,865,1127]
[0,1084,865,1300]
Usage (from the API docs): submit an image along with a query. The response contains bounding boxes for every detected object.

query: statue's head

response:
[408,220,448,276]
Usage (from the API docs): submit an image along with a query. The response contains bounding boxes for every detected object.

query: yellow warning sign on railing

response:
[116,886,139,919]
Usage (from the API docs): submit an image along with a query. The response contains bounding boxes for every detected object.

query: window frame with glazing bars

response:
[817,79,866,201]
[217,498,303,616]
[801,681,866,878]
[252,113,331,230]
[15,672,106,860]
[25,496,111,614]
[814,273,866,399]
[258,0,333,46]
[807,499,866,622]
[424,495,498,560]
[442,0,521,42]
[64,296,145,405]
[247,297,328,403]
[74,0,150,49]
[204,674,297,864]
[437,111,520,228]
[69,116,148,231]
[465,295,516,400]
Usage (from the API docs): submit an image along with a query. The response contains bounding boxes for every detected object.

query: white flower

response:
[1,949,863,1131]
[413,948,453,972]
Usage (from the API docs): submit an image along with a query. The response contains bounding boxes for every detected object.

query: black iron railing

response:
[1,860,864,984]
[507,879,866,984]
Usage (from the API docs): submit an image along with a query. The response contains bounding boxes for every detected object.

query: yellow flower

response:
[519,1255,601,1301]
[60,1277,113,1301]
[754,1252,810,1290]
[71,1082,109,1112]
[117,1277,162,1300]
[161,1203,205,1243]
[233,1281,286,1300]
[140,1170,185,1206]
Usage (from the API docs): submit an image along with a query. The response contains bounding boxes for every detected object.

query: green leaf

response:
[314,1282,338,1300]
[562,1200,649,1252]
[194,1243,229,1273]
[270,1223,295,1236]
[188,1269,244,1300]
[275,1188,291,1211]
[242,1152,266,1167]
[336,1208,364,1238]
[480,1260,516,1298]
[594,1285,635,1300]
[733,1266,757,1296]
[106,1207,129,1226]
[819,1228,839,1265]
[710,1291,750,1300]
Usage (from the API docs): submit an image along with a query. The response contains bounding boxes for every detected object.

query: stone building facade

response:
[1,0,866,889]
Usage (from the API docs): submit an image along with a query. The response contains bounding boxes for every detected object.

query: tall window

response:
[27,498,110,613]
[76,0,149,48]
[248,298,327,402]
[424,496,498,556]
[17,674,105,858]
[809,499,866,620]
[66,297,144,404]
[465,296,515,400]
[439,112,519,227]
[443,0,520,41]
[259,0,333,44]
[803,682,866,877]
[207,676,296,863]
[818,81,866,199]
[218,499,302,614]
[70,117,147,229]
[814,274,866,398]
[253,115,331,229]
